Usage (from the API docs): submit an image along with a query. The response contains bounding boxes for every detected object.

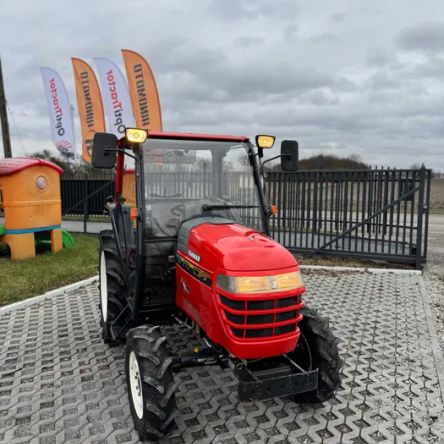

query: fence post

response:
[422,169,431,262]
[83,174,89,234]
[415,166,426,269]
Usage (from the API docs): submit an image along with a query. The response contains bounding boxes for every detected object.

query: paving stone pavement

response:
[0,271,443,444]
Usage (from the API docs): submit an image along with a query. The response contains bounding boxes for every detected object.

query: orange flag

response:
[72,58,106,163]
[121,49,162,131]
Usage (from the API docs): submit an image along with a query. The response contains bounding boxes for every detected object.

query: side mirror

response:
[92,132,118,169]
[281,140,299,171]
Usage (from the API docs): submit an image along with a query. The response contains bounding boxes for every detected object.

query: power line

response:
[6,103,26,154]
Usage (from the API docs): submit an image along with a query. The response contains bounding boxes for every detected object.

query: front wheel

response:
[125,326,177,441]
[291,306,342,403]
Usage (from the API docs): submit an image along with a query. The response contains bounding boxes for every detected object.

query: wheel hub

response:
[129,351,144,419]
[100,251,108,322]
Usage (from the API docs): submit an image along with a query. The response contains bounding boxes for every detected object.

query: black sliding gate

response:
[267,168,431,268]
[61,167,431,268]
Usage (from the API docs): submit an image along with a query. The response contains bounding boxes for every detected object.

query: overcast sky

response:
[1,0,444,170]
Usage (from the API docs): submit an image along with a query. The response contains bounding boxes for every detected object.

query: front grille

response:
[219,294,303,339]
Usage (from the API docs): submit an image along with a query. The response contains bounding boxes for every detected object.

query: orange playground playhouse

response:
[123,169,136,207]
[0,157,73,260]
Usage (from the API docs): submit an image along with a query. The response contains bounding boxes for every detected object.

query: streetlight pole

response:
[0,57,12,158]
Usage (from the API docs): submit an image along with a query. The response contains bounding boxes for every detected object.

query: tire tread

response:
[98,230,128,343]
[292,306,342,403]
[125,326,177,441]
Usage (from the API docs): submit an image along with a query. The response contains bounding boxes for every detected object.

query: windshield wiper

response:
[202,204,260,211]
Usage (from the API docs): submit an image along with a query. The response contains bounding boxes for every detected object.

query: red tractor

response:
[92,129,341,441]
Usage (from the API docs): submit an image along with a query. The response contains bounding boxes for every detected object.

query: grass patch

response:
[293,254,414,269]
[62,214,110,222]
[0,234,98,307]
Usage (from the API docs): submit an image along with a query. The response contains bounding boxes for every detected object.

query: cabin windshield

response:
[141,138,264,237]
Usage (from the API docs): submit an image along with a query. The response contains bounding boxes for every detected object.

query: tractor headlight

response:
[216,271,303,294]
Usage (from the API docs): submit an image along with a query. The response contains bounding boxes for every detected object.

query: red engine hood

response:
[184,222,297,272]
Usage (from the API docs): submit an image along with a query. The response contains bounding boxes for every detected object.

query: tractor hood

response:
[177,217,297,272]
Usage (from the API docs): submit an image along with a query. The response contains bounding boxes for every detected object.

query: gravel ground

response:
[0,270,443,443]
[423,273,444,359]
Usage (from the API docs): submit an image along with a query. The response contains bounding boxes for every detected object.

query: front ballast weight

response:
[234,356,318,401]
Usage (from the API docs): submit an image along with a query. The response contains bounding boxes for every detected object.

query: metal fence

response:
[61,174,114,216]
[267,168,431,268]
[61,167,431,268]
[61,173,114,234]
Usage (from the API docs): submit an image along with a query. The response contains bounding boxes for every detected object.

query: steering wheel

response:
[152,218,174,237]
[170,202,186,217]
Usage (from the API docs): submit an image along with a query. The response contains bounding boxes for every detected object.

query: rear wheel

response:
[125,326,177,441]
[99,230,127,344]
[291,306,342,403]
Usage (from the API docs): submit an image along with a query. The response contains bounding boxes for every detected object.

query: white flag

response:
[94,57,135,137]
[40,67,75,159]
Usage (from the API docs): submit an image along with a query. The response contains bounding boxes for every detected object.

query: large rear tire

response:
[125,326,177,441]
[99,230,127,344]
[291,306,342,403]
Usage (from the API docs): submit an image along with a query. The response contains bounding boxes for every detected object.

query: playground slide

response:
[35,230,76,249]
[61,230,76,248]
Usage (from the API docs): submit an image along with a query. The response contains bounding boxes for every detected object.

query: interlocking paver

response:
[0,271,443,443]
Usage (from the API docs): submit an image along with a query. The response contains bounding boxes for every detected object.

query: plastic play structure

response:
[0,157,75,260]
[122,169,136,207]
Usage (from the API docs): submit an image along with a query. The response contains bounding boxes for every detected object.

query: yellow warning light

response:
[255,135,275,149]
[125,128,148,144]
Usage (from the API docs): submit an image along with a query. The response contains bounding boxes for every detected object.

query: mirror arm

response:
[262,154,283,165]
[105,147,137,161]
[262,153,299,165]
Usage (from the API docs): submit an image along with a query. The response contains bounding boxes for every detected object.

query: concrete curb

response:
[419,277,444,403]
[0,275,99,314]
[299,264,422,275]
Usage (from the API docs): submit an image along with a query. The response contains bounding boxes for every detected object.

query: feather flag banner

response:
[94,57,134,137]
[72,58,106,163]
[121,49,162,131]
[40,67,75,159]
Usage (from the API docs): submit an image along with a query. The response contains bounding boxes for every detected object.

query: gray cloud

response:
[208,0,298,19]
[366,48,393,67]
[330,13,347,24]
[411,56,444,79]
[283,24,298,41]
[0,0,443,171]
[232,36,265,48]
[397,22,444,53]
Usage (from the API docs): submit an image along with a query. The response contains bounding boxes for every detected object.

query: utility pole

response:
[0,57,12,158]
